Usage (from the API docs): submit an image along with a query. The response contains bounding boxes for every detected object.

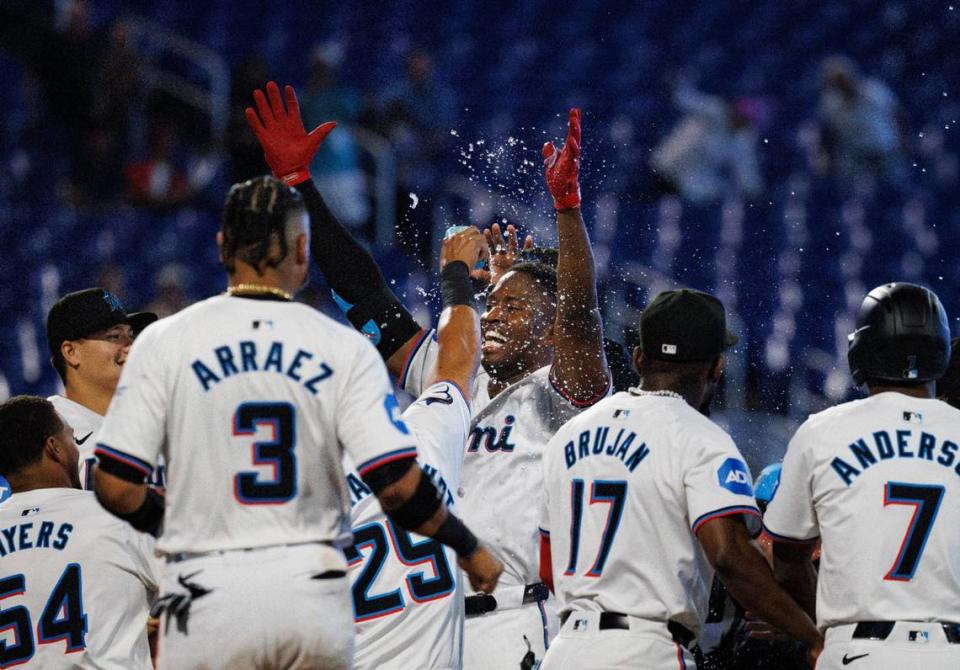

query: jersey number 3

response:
[0,564,87,667]
[233,403,297,504]
[884,481,944,582]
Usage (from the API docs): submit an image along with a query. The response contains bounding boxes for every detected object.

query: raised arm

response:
[542,109,609,403]
[245,82,423,377]
[431,227,486,402]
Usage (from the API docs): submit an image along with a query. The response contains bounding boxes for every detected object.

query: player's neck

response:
[486,355,551,398]
[227,266,298,299]
[65,378,112,416]
[638,378,703,409]
[6,467,74,494]
[866,382,935,399]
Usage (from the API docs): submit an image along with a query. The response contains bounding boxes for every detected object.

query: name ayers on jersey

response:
[0,520,74,555]
[189,340,334,393]
[346,463,456,509]
[831,428,960,485]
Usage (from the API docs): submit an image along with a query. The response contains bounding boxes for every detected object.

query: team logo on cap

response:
[102,290,124,312]
[661,344,677,355]
[718,458,753,496]
[0,476,11,505]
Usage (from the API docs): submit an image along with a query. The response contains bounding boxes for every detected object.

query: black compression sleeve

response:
[432,512,479,557]
[361,457,418,495]
[114,487,164,536]
[297,180,421,359]
[440,261,475,308]
[383,469,443,530]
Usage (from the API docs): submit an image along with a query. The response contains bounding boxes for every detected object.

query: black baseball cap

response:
[639,289,737,362]
[46,288,157,359]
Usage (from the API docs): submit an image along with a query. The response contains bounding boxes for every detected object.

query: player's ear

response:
[43,433,64,464]
[296,232,309,265]
[632,347,643,375]
[709,355,725,382]
[216,231,225,264]
[61,340,81,370]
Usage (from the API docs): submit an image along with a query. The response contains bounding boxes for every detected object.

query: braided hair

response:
[220,176,305,275]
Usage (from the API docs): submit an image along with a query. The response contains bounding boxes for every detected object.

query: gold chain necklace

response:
[226,284,293,301]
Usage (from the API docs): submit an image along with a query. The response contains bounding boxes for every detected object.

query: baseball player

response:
[0,395,159,669]
[766,282,960,669]
[92,175,501,670]
[538,289,823,669]
[245,83,611,668]
[45,288,157,490]
[343,229,486,669]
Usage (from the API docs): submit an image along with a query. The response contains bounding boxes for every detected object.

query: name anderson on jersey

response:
[0,521,73,554]
[563,425,650,472]
[191,340,334,393]
[831,428,960,485]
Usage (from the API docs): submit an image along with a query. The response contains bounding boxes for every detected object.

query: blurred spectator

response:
[90,20,143,149]
[650,79,766,205]
[146,263,192,318]
[70,125,124,207]
[374,49,456,255]
[813,55,907,183]
[226,56,271,184]
[124,119,194,209]
[301,45,370,230]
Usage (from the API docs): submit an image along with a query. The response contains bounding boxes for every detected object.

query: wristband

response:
[433,512,479,557]
[115,487,165,536]
[440,261,474,309]
[278,169,311,187]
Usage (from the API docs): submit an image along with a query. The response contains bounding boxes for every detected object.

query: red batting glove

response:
[542,108,581,210]
[245,81,337,186]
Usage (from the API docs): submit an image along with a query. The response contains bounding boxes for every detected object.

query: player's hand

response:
[542,108,582,210]
[245,81,337,186]
[440,226,488,278]
[458,544,503,594]
[478,222,534,287]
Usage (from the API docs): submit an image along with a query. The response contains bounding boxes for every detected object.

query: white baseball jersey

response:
[48,396,167,491]
[96,294,418,559]
[764,392,960,630]
[401,331,601,592]
[48,395,102,490]
[540,390,761,637]
[344,380,469,670]
[0,488,159,669]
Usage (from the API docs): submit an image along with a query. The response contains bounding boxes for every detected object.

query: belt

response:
[852,621,960,643]
[465,582,549,617]
[166,541,335,564]
[559,611,695,649]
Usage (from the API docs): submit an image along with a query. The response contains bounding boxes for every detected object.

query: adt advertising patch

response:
[0,475,11,504]
[383,394,410,435]
[718,458,753,496]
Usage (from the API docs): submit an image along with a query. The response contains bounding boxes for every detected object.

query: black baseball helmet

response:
[847,282,951,386]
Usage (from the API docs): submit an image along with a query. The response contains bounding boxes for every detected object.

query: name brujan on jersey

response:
[563,425,650,472]
[190,340,334,393]
[346,464,455,509]
[0,521,74,555]
[831,428,960,485]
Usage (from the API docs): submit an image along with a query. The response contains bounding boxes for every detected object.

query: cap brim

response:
[127,312,158,335]
[725,331,738,348]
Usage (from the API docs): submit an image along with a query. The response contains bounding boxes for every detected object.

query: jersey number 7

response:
[883,481,945,582]
[565,479,627,577]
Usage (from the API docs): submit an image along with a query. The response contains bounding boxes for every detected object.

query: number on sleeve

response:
[0,565,88,668]
[883,482,944,582]
[233,403,297,504]
[565,480,628,577]
[345,520,456,621]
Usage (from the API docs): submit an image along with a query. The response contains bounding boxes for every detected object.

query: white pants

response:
[818,622,960,670]
[463,594,558,669]
[540,611,696,670]
[158,544,353,670]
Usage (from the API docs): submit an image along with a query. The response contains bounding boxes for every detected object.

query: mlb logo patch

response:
[903,411,923,424]
[613,409,630,419]
[573,618,589,632]
[20,508,40,517]
[661,344,678,355]
[908,630,929,643]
